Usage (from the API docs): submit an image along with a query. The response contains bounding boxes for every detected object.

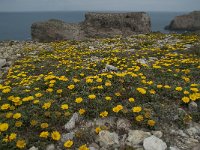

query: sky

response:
[0,0,199,12]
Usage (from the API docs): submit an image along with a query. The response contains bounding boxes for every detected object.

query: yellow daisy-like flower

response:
[68,84,75,90]
[13,113,22,119]
[157,85,162,88]
[15,121,23,127]
[57,89,63,94]
[182,97,190,103]
[175,87,183,91]
[35,93,43,98]
[96,78,102,82]
[64,140,73,148]
[75,97,83,103]
[105,82,112,86]
[61,104,69,110]
[78,144,89,150]
[51,131,61,141]
[40,123,49,129]
[79,108,86,115]
[16,140,26,149]
[107,74,113,78]
[135,115,144,122]
[112,105,123,113]
[86,78,93,83]
[88,94,96,99]
[9,133,17,141]
[39,131,49,138]
[95,126,101,134]
[2,88,11,93]
[42,102,51,109]
[132,106,142,113]
[0,123,9,132]
[128,97,135,102]
[1,103,10,110]
[136,88,146,94]
[105,96,112,101]
[147,120,156,126]
[100,111,108,118]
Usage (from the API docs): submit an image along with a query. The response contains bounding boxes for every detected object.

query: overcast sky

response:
[0,0,199,12]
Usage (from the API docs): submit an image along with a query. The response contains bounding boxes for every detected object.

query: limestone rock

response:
[46,144,55,150]
[31,19,84,42]
[125,130,151,147]
[61,132,75,142]
[189,101,198,112]
[98,130,119,147]
[64,113,79,130]
[116,118,131,131]
[166,11,200,31]
[152,131,163,138]
[143,135,167,150]
[0,58,6,68]
[29,146,38,150]
[82,12,151,38]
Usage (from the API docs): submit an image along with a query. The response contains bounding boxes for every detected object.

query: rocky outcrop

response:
[166,11,200,31]
[82,12,151,38]
[31,12,151,42]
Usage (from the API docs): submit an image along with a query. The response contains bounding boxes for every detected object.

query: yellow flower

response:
[135,115,144,122]
[112,105,123,113]
[100,111,108,118]
[57,89,63,94]
[190,88,199,92]
[79,109,86,115]
[189,93,198,101]
[1,103,10,110]
[35,93,43,98]
[78,144,89,150]
[15,121,22,127]
[13,113,22,119]
[75,97,83,103]
[115,92,121,96]
[149,89,156,94]
[61,104,69,110]
[147,120,156,126]
[175,87,183,91]
[128,97,135,102]
[107,74,113,78]
[41,123,49,129]
[64,140,73,148]
[88,94,96,99]
[136,88,146,94]
[182,97,190,103]
[46,88,53,93]
[16,140,26,149]
[164,85,171,89]
[157,85,162,88]
[132,106,142,113]
[6,112,13,118]
[86,78,93,83]
[9,133,17,141]
[51,131,61,141]
[184,90,189,94]
[2,88,11,93]
[105,81,112,86]
[40,131,49,138]
[0,123,9,132]
[30,120,38,126]
[95,127,101,134]
[42,102,51,109]
[68,84,75,90]
[105,96,112,101]
[96,78,102,82]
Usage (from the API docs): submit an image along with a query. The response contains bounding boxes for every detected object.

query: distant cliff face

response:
[31,12,151,42]
[165,11,200,31]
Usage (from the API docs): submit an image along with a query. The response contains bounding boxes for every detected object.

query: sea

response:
[0,11,187,41]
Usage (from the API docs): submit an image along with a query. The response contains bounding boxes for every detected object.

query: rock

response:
[152,131,163,138]
[61,132,75,142]
[31,12,151,42]
[0,58,6,68]
[64,113,79,130]
[116,118,131,131]
[103,64,118,72]
[89,143,100,150]
[98,130,119,147]
[46,144,55,150]
[169,146,180,150]
[31,19,84,42]
[192,144,200,150]
[143,135,167,150]
[189,101,198,112]
[29,146,38,150]
[166,11,200,31]
[136,58,148,65]
[125,130,151,147]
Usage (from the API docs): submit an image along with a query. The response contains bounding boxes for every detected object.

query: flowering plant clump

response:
[0,33,200,149]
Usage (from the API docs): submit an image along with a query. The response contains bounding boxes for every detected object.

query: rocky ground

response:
[0,33,200,150]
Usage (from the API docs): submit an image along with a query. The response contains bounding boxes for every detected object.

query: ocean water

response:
[0,11,187,41]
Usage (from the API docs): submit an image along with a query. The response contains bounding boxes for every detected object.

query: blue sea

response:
[0,11,187,41]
